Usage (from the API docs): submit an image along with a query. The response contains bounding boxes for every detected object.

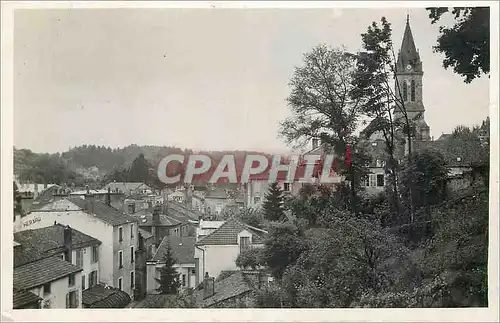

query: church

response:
[361,16,489,195]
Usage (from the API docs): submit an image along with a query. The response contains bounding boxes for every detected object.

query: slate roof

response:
[133,201,200,227]
[196,218,267,246]
[194,271,253,307]
[82,284,131,308]
[152,235,196,264]
[134,212,182,227]
[13,289,41,309]
[67,197,138,226]
[14,224,101,267]
[14,256,82,290]
[413,139,488,167]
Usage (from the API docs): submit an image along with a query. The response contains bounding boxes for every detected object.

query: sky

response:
[13,6,490,154]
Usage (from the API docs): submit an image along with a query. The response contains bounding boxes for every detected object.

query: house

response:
[14,224,102,294]
[81,284,131,308]
[14,241,84,309]
[124,194,164,215]
[194,218,268,286]
[194,270,272,308]
[132,202,199,247]
[204,188,232,217]
[103,182,153,196]
[195,220,225,242]
[146,235,197,293]
[69,188,125,212]
[15,196,139,297]
[15,183,56,198]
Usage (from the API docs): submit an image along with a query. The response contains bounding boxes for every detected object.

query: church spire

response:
[396,15,422,74]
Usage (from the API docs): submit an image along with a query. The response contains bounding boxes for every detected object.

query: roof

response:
[134,211,182,227]
[153,235,196,264]
[133,201,200,226]
[128,294,183,308]
[139,228,154,240]
[196,218,267,246]
[396,16,422,73]
[413,139,488,167]
[82,284,131,308]
[103,182,149,193]
[14,256,82,290]
[437,133,452,141]
[67,197,139,226]
[14,224,102,267]
[205,188,229,199]
[13,289,42,309]
[195,271,253,307]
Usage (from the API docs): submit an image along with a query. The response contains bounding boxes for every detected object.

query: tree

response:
[261,222,307,280]
[129,154,152,183]
[236,247,264,270]
[262,182,285,221]
[279,44,369,211]
[351,17,416,216]
[155,246,181,295]
[426,7,490,83]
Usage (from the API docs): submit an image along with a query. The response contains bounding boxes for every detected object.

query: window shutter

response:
[76,290,80,308]
[66,293,69,308]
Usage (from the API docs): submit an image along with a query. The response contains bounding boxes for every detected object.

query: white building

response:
[14,242,83,309]
[194,218,268,285]
[15,196,139,297]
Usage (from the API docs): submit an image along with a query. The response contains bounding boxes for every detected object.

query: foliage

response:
[262,182,286,221]
[253,284,285,308]
[399,150,450,213]
[261,222,307,280]
[155,246,181,295]
[236,248,264,270]
[426,7,490,83]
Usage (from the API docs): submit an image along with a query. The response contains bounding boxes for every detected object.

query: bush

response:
[236,247,263,270]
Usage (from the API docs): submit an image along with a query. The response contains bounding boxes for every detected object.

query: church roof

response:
[396,15,422,73]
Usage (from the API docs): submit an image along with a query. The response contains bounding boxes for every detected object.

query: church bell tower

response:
[394,15,430,141]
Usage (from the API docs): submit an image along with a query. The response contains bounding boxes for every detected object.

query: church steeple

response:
[396,15,422,74]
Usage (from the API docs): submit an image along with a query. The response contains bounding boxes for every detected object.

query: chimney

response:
[106,187,111,206]
[312,138,319,150]
[152,205,161,225]
[63,225,73,263]
[203,273,215,299]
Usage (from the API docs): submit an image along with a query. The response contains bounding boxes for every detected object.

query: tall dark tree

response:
[155,246,181,295]
[426,7,490,83]
[262,182,285,221]
[128,154,152,183]
[279,44,369,210]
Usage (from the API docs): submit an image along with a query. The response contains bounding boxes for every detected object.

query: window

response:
[283,183,290,192]
[368,174,377,187]
[82,275,86,290]
[66,290,78,308]
[130,246,135,263]
[118,277,123,290]
[43,283,51,295]
[92,246,99,263]
[410,79,416,102]
[130,224,134,240]
[402,80,408,101]
[362,176,369,187]
[75,249,83,268]
[119,227,123,242]
[130,271,135,291]
[254,197,261,204]
[376,174,385,187]
[191,269,196,275]
[240,236,251,253]
[118,251,123,268]
[89,270,98,287]
[182,274,186,287]
[68,274,75,287]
